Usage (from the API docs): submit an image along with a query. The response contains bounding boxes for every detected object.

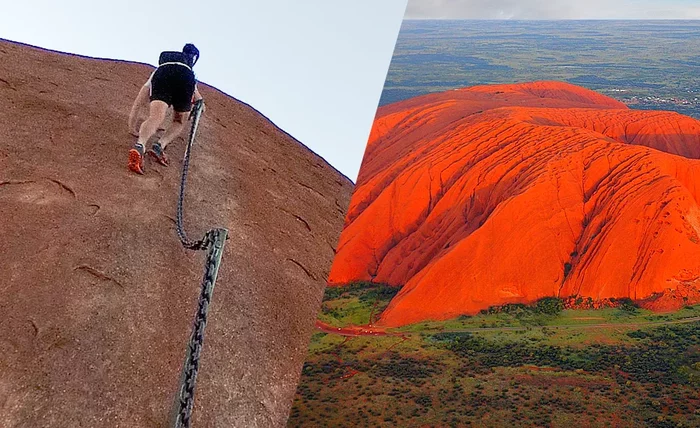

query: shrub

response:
[616,297,639,313]
[535,297,564,315]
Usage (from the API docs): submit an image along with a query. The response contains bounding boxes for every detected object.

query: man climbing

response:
[127,43,204,174]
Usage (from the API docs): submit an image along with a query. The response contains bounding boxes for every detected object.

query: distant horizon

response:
[403,18,700,21]
[381,19,700,119]
[404,0,700,20]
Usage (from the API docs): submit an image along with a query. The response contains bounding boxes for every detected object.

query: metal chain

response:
[173,228,227,428]
[170,97,229,427]
[177,98,208,251]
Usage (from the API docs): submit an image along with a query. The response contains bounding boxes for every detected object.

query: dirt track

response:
[315,320,389,336]
[316,316,700,337]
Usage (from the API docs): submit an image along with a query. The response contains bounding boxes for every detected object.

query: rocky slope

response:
[0,39,352,427]
[328,81,700,327]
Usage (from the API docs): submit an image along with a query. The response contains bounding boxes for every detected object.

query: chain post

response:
[171,228,228,428]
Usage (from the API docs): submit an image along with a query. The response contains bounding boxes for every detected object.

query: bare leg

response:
[137,101,168,147]
[159,111,188,150]
[128,85,151,136]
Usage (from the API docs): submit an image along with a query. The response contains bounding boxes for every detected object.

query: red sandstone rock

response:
[329,81,700,327]
[0,40,352,427]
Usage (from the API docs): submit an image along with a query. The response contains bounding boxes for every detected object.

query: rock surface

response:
[328,81,700,327]
[0,39,352,427]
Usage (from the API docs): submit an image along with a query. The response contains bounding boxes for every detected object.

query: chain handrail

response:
[169,98,228,428]
[176,99,209,251]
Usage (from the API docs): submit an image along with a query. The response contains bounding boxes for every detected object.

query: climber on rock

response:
[127,43,204,175]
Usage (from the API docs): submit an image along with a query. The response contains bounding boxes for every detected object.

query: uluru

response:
[328,80,700,327]
[0,39,352,427]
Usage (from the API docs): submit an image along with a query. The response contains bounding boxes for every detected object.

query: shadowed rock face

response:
[0,39,352,427]
[328,81,700,327]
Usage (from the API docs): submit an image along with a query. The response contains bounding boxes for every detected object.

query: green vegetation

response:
[480,297,565,316]
[291,286,700,427]
[614,297,640,313]
[535,297,565,315]
[394,297,687,338]
[319,281,399,326]
[433,323,699,386]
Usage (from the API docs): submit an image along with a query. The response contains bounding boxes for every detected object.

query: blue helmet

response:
[183,43,199,67]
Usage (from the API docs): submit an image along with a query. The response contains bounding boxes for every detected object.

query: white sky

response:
[1,0,408,182]
[405,0,700,19]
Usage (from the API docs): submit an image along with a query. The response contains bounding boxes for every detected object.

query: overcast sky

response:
[405,0,700,19]
[1,0,408,182]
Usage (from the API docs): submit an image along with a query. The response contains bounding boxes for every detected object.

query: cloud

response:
[405,0,700,19]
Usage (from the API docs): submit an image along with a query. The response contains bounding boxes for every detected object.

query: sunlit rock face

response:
[329,81,700,327]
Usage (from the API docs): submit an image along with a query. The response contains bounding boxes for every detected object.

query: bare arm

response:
[192,84,205,113]
[193,85,203,101]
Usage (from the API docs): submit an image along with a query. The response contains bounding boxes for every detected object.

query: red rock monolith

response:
[329,81,700,327]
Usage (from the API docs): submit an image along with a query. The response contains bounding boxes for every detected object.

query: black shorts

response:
[149,64,196,112]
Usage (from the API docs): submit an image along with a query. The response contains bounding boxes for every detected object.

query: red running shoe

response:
[127,144,145,175]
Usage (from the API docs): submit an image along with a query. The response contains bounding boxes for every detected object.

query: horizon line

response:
[403,18,700,21]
